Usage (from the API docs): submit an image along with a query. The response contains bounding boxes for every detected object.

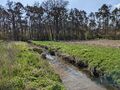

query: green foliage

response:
[32,41,120,86]
[0,41,65,90]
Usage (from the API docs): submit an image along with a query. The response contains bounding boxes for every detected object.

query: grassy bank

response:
[32,41,120,86]
[0,41,65,90]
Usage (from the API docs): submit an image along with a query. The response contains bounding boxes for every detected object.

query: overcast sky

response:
[0,0,120,13]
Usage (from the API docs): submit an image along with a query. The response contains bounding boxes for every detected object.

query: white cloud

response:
[114,3,120,8]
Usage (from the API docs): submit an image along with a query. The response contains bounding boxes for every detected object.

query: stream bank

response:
[30,43,118,90]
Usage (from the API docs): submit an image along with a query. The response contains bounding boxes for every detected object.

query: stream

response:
[30,44,118,90]
[45,54,118,90]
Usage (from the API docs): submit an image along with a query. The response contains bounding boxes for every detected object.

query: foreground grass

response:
[32,41,120,86]
[0,41,65,90]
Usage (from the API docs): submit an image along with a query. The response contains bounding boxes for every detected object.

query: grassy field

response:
[32,41,120,86]
[0,41,65,90]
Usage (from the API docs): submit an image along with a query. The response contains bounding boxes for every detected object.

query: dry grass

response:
[67,39,120,48]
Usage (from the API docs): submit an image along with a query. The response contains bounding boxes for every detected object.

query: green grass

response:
[0,41,65,90]
[32,41,120,86]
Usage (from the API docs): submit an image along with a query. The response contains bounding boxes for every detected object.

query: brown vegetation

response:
[67,39,120,48]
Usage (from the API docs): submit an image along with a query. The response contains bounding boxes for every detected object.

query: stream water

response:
[45,54,118,90]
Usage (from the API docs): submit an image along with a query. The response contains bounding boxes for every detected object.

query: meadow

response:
[32,41,120,87]
[0,41,65,90]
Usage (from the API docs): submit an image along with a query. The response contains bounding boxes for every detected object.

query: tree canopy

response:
[0,0,120,41]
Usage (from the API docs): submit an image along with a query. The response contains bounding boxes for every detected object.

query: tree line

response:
[0,0,120,41]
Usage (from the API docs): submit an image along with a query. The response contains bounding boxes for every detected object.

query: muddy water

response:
[46,54,117,90]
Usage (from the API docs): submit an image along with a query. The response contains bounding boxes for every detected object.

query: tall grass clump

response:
[0,41,65,90]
